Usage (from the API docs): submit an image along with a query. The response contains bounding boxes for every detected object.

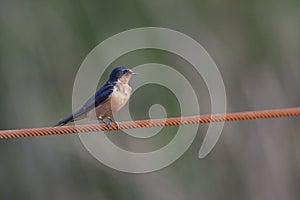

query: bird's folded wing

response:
[72,81,115,120]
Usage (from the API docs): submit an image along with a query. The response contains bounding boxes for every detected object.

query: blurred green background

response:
[1,0,300,199]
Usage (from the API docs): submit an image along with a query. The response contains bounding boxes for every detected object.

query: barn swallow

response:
[55,66,136,128]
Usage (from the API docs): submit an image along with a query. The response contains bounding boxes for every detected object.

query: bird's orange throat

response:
[118,74,132,84]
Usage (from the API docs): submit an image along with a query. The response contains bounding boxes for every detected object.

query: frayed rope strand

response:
[0,107,300,139]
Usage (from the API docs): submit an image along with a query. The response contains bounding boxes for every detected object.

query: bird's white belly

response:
[110,84,132,113]
[86,83,132,120]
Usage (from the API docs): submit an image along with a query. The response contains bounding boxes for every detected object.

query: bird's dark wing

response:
[55,81,115,126]
[74,81,115,118]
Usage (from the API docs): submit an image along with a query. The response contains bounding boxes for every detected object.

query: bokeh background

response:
[1,0,300,199]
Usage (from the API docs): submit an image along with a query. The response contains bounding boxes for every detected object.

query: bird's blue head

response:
[109,66,135,83]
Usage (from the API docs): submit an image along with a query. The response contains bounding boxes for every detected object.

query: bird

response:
[55,66,136,128]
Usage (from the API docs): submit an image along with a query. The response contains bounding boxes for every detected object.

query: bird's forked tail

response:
[55,115,74,126]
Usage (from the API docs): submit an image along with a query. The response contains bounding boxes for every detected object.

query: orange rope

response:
[0,107,299,139]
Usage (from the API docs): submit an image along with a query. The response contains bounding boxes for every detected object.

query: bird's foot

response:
[108,117,120,130]
[98,117,111,130]
[103,121,111,130]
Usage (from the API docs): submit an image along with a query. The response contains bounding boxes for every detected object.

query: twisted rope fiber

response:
[0,107,300,139]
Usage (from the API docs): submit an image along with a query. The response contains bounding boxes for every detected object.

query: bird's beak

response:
[129,69,137,75]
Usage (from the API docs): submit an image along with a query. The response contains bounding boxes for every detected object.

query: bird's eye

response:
[123,69,128,74]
